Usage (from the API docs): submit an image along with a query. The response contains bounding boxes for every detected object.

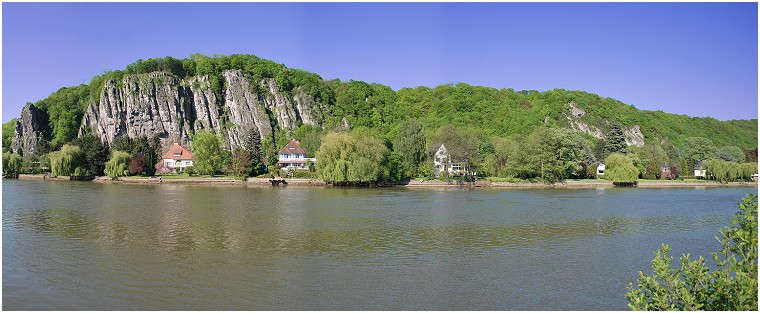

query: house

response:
[694,161,706,178]
[161,143,193,171]
[278,140,316,170]
[433,144,468,177]
[596,163,605,178]
[660,166,674,180]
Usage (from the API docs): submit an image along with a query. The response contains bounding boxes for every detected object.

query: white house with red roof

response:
[278,140,315,170]
[162,143,194,171]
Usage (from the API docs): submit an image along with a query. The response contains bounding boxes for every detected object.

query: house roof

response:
[278,140,306,154]
[162,143,193,160]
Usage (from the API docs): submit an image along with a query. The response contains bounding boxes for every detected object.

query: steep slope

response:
[6,54,757,157]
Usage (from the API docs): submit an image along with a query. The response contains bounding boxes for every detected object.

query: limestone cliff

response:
[11,103,48,156]
[565,102,644,147]
[79,70,327,150]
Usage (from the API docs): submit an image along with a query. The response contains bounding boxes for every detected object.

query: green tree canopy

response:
[681,137,717,170]
[2,152,22,175]
[603,122,627,156]
[604,152,639,184]
[191,131,226,175]
[394,118,427,178]
[316,131,390,185]
[50,144,85,176]
[104,150,132,178]
[508,128,587,182]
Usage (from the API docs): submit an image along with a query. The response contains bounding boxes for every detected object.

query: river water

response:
[2,180,755,310]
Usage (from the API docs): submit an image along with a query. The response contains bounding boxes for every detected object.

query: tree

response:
[716,146,746,163]
[105,150,132,178]
[2,119,17,153]
[507,128,586,182]
[316,131,390,185]
[131,136,156,176]
[2,152,22,175]
[604,153,638,185]
[681,137,717,172]
[129,153,147,175]
[229,147,253,177]
[394,118,427,178]
[603,122,627,155]
[627,194,757,310]
[50,144,85,176]
[74,132,110,176]
[111,136,134,153]
[191,130,225,175]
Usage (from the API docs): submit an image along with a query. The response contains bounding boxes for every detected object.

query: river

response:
[2,180,755,310]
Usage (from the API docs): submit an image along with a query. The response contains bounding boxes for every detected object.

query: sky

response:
[2,2,758,123]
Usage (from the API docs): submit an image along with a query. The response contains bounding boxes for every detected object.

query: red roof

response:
[278,140,306,154]
[162,143,193,160]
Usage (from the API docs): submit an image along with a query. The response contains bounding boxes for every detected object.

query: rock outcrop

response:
[78,70,328,150]
[565,102,644,147]
[11,103,47,156]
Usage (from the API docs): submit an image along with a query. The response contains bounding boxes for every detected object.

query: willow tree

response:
[50,144,85,176]
[104,150,131,178]
[316,131,389,185]
[604,153,639,185]
[2,152,22,175]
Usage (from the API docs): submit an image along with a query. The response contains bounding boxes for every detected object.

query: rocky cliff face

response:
[79,70,327,150]
[11,103,47,156]
[565,102,644,147]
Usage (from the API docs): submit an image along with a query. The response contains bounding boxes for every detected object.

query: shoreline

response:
[11,174,758,189]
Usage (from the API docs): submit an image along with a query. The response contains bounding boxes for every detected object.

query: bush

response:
[184,166,195,176]
[627,194,758,310]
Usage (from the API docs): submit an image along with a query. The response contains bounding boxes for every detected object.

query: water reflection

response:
[12,205,705,259]
[4,180,753,310]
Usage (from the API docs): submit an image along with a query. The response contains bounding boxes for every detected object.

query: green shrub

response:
[627,194,758,310]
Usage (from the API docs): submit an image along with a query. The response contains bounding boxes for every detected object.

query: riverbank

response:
[12,174,757,188]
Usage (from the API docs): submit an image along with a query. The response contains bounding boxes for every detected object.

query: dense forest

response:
[2,54,758,183]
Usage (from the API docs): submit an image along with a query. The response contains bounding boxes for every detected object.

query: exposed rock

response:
[569,102,586,117]
[261,78,297,130]
[222,70,273,148]
[11,103,47,156]
[293,86,325,127]
[625,124,645,147]
[73,70,330,153]
[83,72,191,146]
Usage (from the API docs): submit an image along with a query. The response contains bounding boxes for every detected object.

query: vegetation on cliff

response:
[2,53,757,183]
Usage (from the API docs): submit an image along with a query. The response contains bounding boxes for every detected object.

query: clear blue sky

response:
[2,2,758,123]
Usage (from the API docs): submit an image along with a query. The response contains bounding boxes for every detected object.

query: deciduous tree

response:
[191,131,225,175]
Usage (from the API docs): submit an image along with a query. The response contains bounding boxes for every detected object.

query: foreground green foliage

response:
[626,194,758,310]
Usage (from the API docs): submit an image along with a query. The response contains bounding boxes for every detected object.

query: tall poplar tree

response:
[394,118,427,177]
